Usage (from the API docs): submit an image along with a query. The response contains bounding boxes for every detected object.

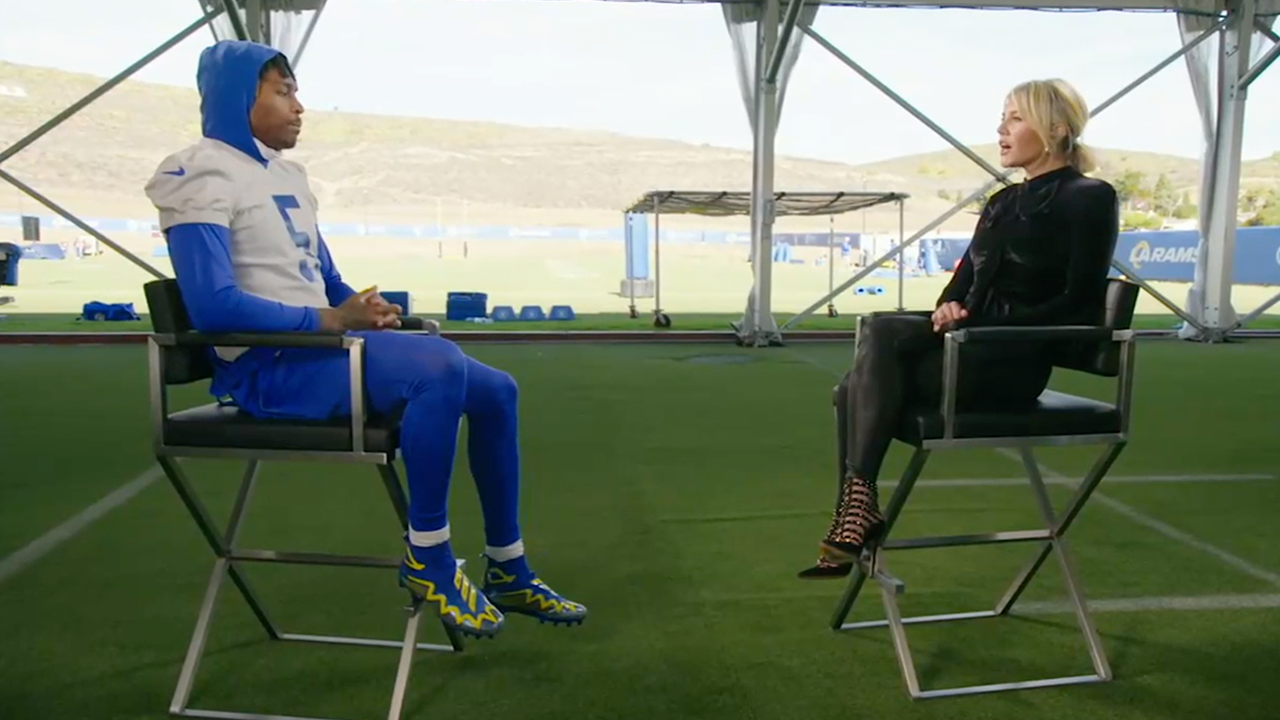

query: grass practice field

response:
[2,337,1279,720]
[6,233,1280,331]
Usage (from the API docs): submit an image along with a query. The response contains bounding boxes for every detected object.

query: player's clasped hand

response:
[322,287,402,332]
[931,301,968,332]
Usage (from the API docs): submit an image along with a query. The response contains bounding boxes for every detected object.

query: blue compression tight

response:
[233,331,520,546]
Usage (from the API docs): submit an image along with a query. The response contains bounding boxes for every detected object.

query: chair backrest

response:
[144,278,214,385]
[1053,277,1140,377]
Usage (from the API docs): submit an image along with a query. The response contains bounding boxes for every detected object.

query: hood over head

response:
[196,40,290,166]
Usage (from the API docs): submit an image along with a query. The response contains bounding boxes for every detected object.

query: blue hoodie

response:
[161,41,356,408]
[196,39,284,167]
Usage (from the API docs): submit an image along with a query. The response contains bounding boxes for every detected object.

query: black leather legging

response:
[835,314,1051,485]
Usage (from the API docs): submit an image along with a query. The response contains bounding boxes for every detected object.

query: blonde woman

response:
[800,79,1119,579]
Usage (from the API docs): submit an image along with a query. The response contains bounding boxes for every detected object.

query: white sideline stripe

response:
[885,473,1274,488]
[0,465,162,587]
[1014,593,1280,615]
[995,449,1280,589]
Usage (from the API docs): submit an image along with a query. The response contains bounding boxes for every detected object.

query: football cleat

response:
[399,543,504,638]
[482,555,587,626]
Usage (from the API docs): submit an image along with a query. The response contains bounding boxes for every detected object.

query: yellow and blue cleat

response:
[482,555,587,626]
[399,543,504,639]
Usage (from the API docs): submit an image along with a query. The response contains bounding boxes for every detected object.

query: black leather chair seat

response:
[165,403,400,453]
[898,390,1121,446]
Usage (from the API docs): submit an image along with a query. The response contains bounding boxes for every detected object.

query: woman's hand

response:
[931,301,968,332]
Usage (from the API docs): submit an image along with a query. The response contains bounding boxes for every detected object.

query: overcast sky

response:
[2,0,1278,165]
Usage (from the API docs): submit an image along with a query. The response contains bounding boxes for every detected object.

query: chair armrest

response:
[934,324,1135,441]
[153,331,355,349]
[948,325,1132,344]
[865,310,934,321]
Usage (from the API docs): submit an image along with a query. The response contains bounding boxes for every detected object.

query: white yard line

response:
[0,465,162,586]
[995,448,1280,589]
[1014,592,1280,615]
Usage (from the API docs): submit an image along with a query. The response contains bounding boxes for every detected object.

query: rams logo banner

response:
[1111,229,1280,284]
[1126,239,1199,269]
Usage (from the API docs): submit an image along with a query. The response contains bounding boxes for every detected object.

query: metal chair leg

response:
[829,442,1126,700]
[159,457,460,720]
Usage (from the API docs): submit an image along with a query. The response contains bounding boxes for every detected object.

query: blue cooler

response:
[0,242,21,286]
[446,291,488,321]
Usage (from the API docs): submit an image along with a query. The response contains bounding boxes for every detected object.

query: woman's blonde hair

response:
[1006,79,1096,174]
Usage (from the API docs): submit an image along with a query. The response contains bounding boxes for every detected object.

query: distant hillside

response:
[0,60,1276,234]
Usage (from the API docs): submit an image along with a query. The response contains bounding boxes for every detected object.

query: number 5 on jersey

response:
[273,194,319,283]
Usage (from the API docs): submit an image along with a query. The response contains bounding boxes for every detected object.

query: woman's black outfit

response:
[801,165,1119,578]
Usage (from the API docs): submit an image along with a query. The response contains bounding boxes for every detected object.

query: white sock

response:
[408,523,450,548]
[485,539,525,562]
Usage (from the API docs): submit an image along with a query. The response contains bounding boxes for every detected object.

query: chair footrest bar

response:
[229,550,398,568]
[912,674,1107,700]
[277,632,455,653]
[840,609,997,631]
[882,529,1052,551]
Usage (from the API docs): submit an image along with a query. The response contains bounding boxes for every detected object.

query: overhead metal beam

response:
[0,6,222,166]
[219,0,251,41]
[292,0,329,66]
[765,0,806,84]
[801,23,1011,185]
[533,0,1222,12]
[0,168,168,280]
[1093,14,1229,115]
[1240,32,1280,88]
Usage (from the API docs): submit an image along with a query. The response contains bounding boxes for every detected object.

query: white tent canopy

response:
[623,190,907,216]
[0,0,1276,343]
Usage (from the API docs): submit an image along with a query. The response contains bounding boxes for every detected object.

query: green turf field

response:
[1,338,1279,720]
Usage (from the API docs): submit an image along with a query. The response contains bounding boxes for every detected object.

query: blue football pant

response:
[240,331,521,546]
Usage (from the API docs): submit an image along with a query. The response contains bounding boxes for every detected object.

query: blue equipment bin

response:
[548,305,576,321]
[446,291,487,321]
[0,243,20,286]
[519,305,546,321]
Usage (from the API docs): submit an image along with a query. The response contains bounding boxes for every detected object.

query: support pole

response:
[653,198,663,320]
[0,7,222,166]
[827,215,836,317]
[781,15,1227,332]
[1197,0,1255,337]
[747,0,781,346]
[0,168,167,280]
[897,199,905,311]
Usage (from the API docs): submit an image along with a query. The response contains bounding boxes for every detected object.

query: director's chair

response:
[830,277,1140,700]
[144,279,461,720]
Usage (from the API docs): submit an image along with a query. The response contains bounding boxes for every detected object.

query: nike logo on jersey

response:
[162,167,187,177]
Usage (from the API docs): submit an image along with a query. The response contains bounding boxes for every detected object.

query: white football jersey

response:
[145,137,328,359]
[146,137,329,310]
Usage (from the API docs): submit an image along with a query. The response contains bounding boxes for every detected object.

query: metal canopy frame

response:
[724,0,1279,345]
[622,188,908,326]
[0,0,1273,341]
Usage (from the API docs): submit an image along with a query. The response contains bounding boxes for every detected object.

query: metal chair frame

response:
[830,289,1137,700]
[149,323,462,720]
